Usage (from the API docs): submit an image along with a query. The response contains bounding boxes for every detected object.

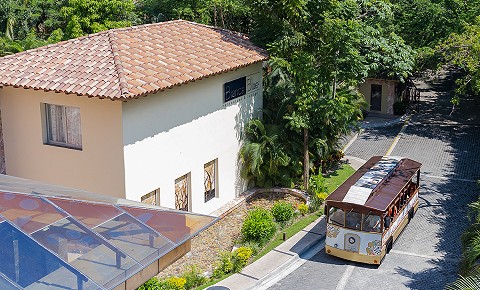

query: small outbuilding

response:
[359,78,419,115]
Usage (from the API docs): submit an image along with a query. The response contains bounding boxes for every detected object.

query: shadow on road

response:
[392,70,480,288]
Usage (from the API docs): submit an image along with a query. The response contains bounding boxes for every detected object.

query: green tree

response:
[441,18,480,106]
[244,0,411,189]
[60,0,140,38]
[137,0,251,32]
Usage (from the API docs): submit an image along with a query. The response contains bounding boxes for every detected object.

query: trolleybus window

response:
[329,207,345,226]
[362,214,381,233]
[345,210,362,230]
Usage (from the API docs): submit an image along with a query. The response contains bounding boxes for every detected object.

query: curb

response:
[360,113,409,129]
[208,216,326,290]
[246,233,326,290]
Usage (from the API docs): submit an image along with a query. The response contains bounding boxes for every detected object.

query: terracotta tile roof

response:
[0,20,268,100]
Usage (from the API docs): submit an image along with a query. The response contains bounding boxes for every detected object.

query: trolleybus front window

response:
[329,207,345,226]
[362,214,382,233]
[345,210,362,230]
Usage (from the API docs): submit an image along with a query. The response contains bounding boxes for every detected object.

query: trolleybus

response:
[324,156,421,264]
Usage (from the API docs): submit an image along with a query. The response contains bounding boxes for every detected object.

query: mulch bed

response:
[158,192,304,278]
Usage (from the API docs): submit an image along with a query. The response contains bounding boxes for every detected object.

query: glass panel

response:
[94,213,175,265]
[65,106,82,148]
[0,221,99,289]
[328,207,344,226]
[48,197,122,228]
[0,273,20,290]
[122,206,216,244]
[31,217,141,289]
[0,192,67,234]
[362,214,382,233]
[47,104,66,144]
[345,211,362,230]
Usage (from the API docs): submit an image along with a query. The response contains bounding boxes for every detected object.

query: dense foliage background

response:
[1,0,479,188]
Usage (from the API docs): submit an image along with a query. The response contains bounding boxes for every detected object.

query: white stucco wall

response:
[122,63,263,214]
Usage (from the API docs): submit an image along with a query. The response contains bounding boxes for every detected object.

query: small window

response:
[175,174,190,211]
[328,207,345,226]
[141,189,160,206]
[204,159,217,202]
[45,103,82,149]
[345,211,362,230]
[362,214,381,233]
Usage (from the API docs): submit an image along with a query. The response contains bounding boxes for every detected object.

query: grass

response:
[324,163,356,194]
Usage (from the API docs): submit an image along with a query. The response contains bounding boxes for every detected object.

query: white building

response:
[0,20,267,214]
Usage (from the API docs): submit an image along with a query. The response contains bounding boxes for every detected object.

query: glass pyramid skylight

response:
[0,175,216,290]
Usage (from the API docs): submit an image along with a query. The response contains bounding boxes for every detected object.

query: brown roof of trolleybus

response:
[325,156,422,214]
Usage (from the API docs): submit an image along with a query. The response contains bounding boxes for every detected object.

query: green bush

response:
[308,174,328,212]
[233,247,253,271]
[297,203,309,215]
[271,201,295,222]
[212,252,234,278]
[309,174,327,196]
[241,208,276,244]
[181,266,206,289]
[241,241,261,255]
[393,100,408,115]
[166,277,186,290]
[138,277,161,290]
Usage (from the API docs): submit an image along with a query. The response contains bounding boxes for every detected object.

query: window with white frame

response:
[141,188,160,206]
[204,159,217,202]
[45,103,82,149]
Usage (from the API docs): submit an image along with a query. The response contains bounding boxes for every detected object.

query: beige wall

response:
[359,79,398,114]
[0,87,126,198]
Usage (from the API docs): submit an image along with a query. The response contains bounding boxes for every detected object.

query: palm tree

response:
[446,269,480,290]
[239,119,290,187]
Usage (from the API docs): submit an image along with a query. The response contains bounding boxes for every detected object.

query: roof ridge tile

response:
[107,30,131,99]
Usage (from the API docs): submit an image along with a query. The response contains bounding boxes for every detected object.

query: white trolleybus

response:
[324,156,421,264]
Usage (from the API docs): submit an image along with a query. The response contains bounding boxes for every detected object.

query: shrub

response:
[309,174,327,195]
[212,252,234,278]
[233,247,253,271]
[166,277,186,290]
[241,208,276,244]
[308,174,328,212]
[138,277,161,290]
[393,100,408,115]
[271,201,295,222]
[241,241,261,255]
[182,266,206,289]
[298,203,308,215]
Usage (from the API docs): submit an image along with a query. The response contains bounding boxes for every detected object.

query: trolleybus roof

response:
[325,156,422,213]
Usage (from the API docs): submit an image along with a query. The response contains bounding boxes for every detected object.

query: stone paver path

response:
[269,71,480,290]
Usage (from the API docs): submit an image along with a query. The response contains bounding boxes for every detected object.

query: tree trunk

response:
[303,127,309,191]
[332,76,337,99]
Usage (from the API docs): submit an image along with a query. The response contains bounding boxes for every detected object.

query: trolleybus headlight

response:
[334,243,338,248]
[349,237,355,244]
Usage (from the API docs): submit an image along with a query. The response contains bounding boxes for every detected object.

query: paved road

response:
[269,72,480,290]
